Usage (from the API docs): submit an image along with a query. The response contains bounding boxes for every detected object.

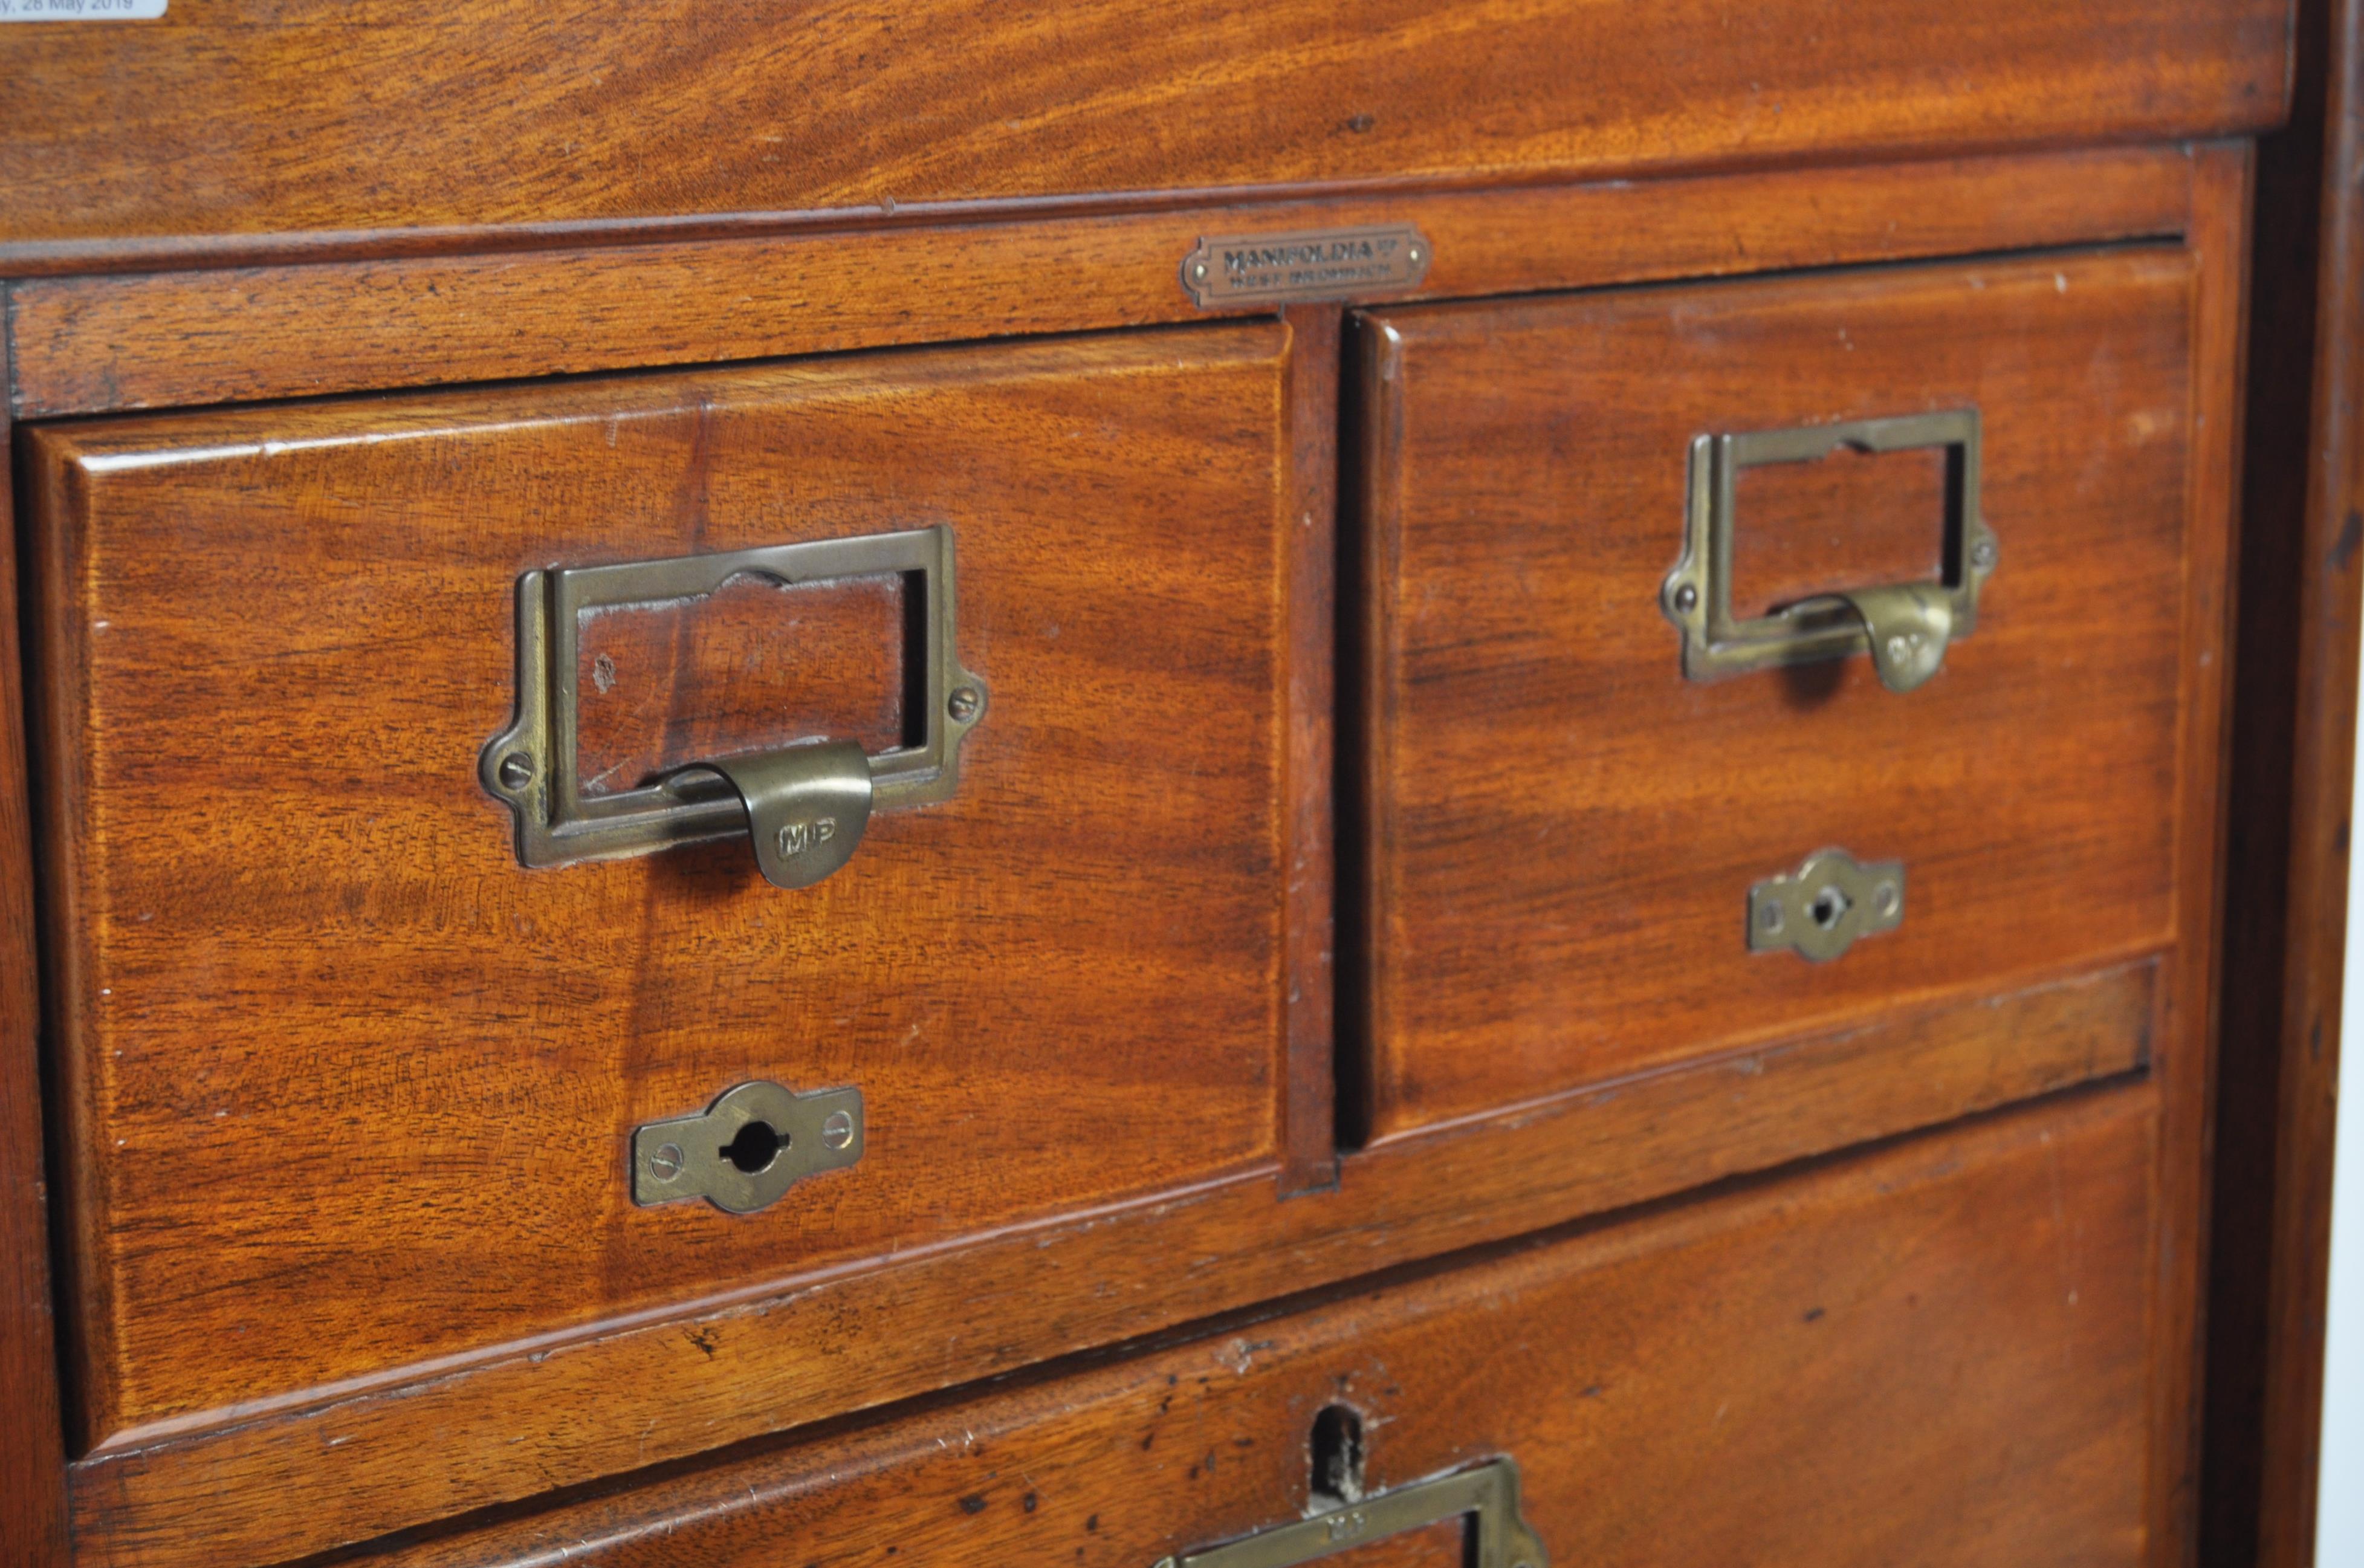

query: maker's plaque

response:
[1179,224,1433,308]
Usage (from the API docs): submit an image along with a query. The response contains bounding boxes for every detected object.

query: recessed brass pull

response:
[1157,1456,1546,1568]
[479,525,983,890]
[1660,409,1993,689]
[1749,847,1906,962]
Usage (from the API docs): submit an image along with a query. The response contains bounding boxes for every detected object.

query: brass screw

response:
[1971,538,1998,569]
[649,1142,685,1181]
[821,1110,856,1151]
[947,685,984,722]
[1673,583,1699,613]
[497,753,536,789]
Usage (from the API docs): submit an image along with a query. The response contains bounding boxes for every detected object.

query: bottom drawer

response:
[365,1090,2157,1568]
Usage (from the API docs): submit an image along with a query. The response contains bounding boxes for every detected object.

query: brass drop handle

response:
[1660,409,1995,692]
[481,525,983,890]
[1802,582,1955,694]
[698,740,875,890]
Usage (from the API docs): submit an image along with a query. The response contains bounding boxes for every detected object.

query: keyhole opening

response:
[1310,1404,1367,1507]
[1809,886,1850,930]
[721,1120,786,1174]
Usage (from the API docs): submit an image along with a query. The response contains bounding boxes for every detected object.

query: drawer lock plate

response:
[632,1080,864,1214]
[1749,847,1905,962]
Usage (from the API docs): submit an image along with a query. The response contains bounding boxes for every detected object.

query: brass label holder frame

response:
[1660,409,1995,692]
[480,525,984,883]
[1158,1457,1546,1568]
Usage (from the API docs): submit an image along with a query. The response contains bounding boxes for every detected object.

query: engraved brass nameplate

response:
[1180,224,1433,308]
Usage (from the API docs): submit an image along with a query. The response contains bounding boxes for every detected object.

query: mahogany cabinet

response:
[0,3,2340,1567]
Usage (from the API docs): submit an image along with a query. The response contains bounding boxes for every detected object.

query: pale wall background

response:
[2316,639,2364,1560]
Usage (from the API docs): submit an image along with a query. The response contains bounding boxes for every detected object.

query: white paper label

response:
[0,0,167,18]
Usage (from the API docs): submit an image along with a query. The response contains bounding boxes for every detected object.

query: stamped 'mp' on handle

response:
[1659,409,1995,693]
[479,525,985,890]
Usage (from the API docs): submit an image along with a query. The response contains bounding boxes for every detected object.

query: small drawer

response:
[372,1089,2160,1568]
[1352,248,2203,1141]
[22,326,1302,1468]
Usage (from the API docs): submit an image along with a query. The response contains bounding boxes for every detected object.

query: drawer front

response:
[369,1090,2160,1568]
[24,326,1297,1453]
[1355,248,2198,1139]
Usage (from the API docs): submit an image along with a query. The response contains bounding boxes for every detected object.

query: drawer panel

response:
[1353,248,2199,1139]
[24,326,1298,1454]
[364,1089,2160,1568]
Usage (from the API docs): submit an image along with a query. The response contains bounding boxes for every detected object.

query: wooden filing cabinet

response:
[0,3,2346,1567]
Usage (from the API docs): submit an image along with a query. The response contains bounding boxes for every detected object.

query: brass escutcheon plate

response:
[632,1080,864,1215]
[1749,847,1906,962]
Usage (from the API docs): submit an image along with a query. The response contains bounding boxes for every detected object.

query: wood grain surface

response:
[1727,441,1948,619]
[2201,1,2361,1551]
[0,142,2259,1568]
[24,326,1300,1454]
[0,0,2284,262]
[1356,247,2201,1139]
[6,146,2198,419]
[59,957,2156,1568]
[1281,305,1342,1196]
[342,1088,2163,1568]
[28,165,2258,1564]
[0,328,71,1568]
[572,573,913,795]
[2145,141,2251,1562]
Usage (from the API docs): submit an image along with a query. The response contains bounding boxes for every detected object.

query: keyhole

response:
[1310,1404,1367,1506]
[720,1120,786,1174]
[1809,886,1851,930]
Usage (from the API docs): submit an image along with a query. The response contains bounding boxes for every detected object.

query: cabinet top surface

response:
[0,0,2288,268]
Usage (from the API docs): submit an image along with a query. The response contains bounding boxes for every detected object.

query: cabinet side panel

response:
[0,311,71,1564]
